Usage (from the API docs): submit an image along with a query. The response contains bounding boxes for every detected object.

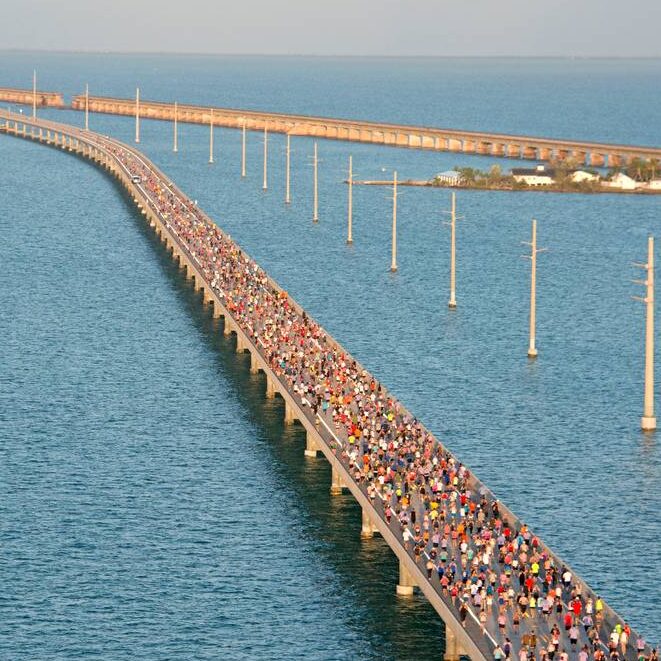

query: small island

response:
[352,158,661,194]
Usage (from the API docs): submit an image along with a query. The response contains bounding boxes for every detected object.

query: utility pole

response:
[448,192,457,309]
[391,171,398,272]
[523,219,546,358]
[241,119,246,177]
[208,108,214,164]
[135,87,140,144]
[173,101,178,152]
[263,125,268,191]
[634,236,656,431]
[347,155,353,244]
[313,142,319,223]
[84,83,89,130]
[285,133,291,204]
[32,69,36,118]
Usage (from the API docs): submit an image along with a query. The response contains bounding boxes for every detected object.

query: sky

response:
[2,0,660,57]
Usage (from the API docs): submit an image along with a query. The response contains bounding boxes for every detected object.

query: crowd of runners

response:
[96,134,655,661]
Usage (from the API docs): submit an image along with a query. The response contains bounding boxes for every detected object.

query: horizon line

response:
[0,48,660,59]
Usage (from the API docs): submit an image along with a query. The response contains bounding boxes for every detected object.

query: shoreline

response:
[349,179,661,195]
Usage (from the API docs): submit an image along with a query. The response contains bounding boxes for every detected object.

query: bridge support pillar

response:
[223,319,232,336]
[590,152,606,167]
[330,465,344,495]
[266,375,276,399]
[249,351,259,374]
[236,334,246,354]
[284,400,296,425]
[448,138,462,152]
[212,300,222,319]
[361,508,379,538]
[572,150,587,165]
[396,559,416,596]
[444,624,466,661]
[608,153,623,168]
[304,432,320,457]
[538,147,552,161]
[463,139,476,154]
[493,142,506,156]
[523,145,537,159]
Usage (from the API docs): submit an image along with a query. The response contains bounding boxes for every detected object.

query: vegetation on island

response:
[428,157,660,193]
[617,157,660,182]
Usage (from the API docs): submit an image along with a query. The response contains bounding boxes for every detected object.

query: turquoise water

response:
[0,54,660,658]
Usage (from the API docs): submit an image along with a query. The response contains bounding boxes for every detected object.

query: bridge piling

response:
[330,465,344,495]
[249,351,259,374]
[265,375,276,399]
[360,509,379,538]
[236,333,247,354]
[284,400,296,425]
[444,626,467,661]
[396,559,416,596]
[304,432,319,457]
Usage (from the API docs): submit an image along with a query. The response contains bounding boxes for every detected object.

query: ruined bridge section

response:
[0,87,65,108]
[71,93,661,168]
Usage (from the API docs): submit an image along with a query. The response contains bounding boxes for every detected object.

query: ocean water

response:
[0,54,659,659]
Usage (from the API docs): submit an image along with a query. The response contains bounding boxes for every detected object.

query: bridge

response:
[2,85,661,167]
[69,93,661,168]
[0,109,652,661]
[0,87,65,108]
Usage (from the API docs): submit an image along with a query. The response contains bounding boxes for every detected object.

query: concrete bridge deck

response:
[70,93,661,168]
[0,109,653,661]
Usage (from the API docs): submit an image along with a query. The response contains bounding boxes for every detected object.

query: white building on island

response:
[434,170,463,186]
[605,172,638,190]
[571,170,600,183]
[511,164,556,186]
